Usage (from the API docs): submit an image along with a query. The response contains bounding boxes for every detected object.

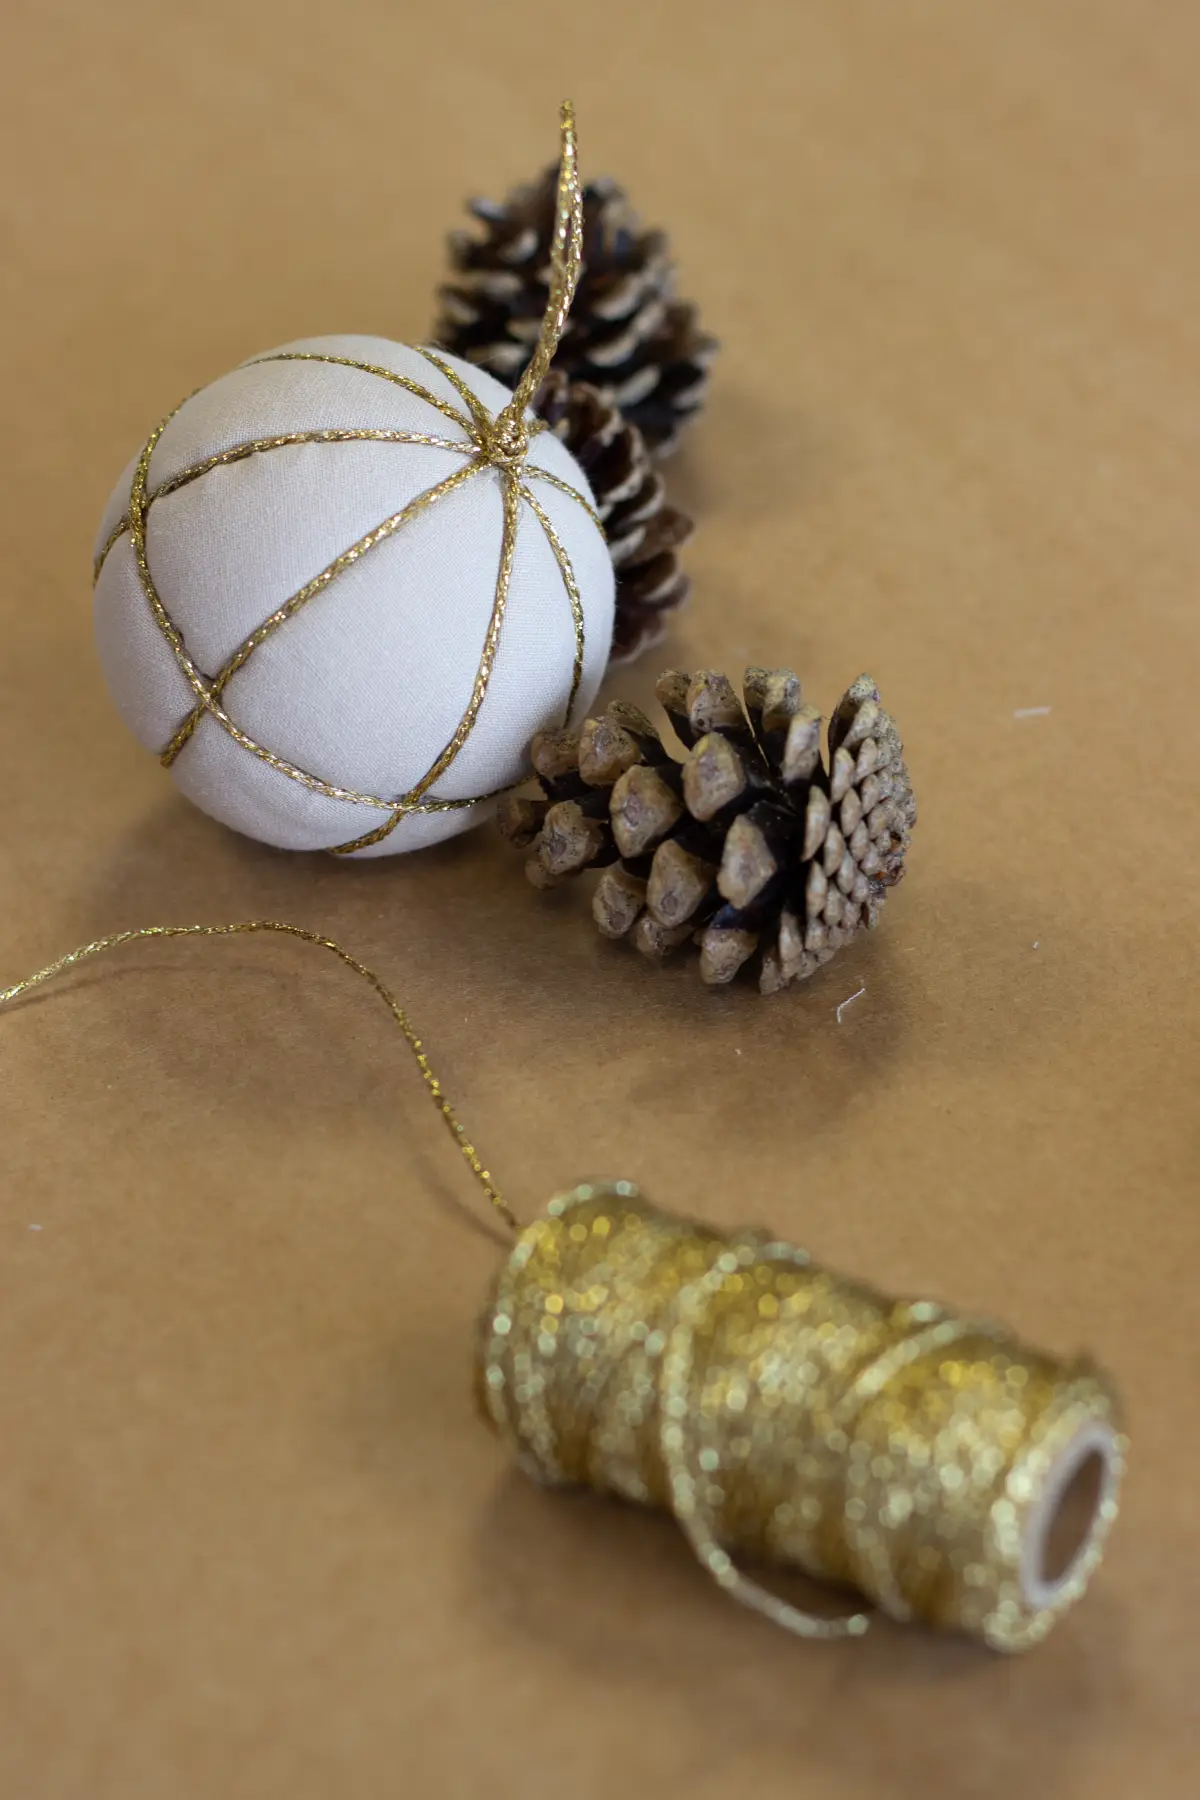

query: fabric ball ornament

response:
[92,335,615,856]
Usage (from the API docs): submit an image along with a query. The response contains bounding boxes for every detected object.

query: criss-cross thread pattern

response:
[94,102,597,855]
[95,347,601,853]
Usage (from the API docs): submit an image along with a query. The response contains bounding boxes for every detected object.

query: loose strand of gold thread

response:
[0,922,516,1232]
[3,929,1126,1651]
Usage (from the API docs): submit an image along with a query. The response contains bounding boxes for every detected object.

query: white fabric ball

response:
[93,336,615,856]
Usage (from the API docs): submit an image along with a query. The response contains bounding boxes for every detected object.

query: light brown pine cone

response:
[498,668,916,994]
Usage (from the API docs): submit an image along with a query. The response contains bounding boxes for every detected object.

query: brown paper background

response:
[1,2,1197,1794]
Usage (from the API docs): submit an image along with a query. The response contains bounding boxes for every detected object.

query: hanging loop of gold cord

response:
[486,99,583,463]
[92,103,589,858]
[0,922,516,1232]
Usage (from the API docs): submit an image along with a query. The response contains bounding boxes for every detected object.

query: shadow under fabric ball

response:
[92,336,615,857]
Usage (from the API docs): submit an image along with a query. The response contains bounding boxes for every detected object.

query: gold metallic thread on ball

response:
[93,102,593,856]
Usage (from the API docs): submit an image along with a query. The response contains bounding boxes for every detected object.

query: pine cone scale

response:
[499,668,916,994]
[617,505,692,561]
[529,370,693,665]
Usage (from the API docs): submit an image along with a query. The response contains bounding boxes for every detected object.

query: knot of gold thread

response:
[478,412,533,470]
[93,101,593,858]
[477,1182,1125,1653]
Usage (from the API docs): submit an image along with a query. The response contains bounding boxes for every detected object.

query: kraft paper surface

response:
[1,3,1196,1795]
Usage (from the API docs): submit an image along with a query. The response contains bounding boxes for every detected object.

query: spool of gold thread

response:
[2,924,1125,1652]
[477,1182,1124,1652]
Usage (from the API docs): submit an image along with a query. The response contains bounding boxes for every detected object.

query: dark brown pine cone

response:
[533,371,692,664]
[497,669,916,995]
[433,167,717,458]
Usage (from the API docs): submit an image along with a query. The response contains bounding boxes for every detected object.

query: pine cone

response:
[533,371,692,664]
[497,669,916,995]
[434,167,717,458]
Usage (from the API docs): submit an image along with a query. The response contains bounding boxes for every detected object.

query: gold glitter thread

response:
[160,457,490,770]
[523,465,603,535]
[416,345,501,437]
[0,922,515,1231]
[126,423,465,812]
[478,1181,1126,1653]
[414,344,553,453]
[108,104,594,851]
[242,352,476,434]
[94,429,477,580]
[2,929,1126,1651]
[500,100,583,432]
[518,484,586,723]
[325,466,526,856]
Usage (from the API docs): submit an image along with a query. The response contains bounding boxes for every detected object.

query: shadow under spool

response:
[476,1182,1124,1652]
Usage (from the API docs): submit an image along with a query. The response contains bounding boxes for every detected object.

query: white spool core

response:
[1018,1419,1120,1609]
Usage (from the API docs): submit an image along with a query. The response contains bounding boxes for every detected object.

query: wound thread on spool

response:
[477,1181,1124,1651]
[2,925,1127,1652]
